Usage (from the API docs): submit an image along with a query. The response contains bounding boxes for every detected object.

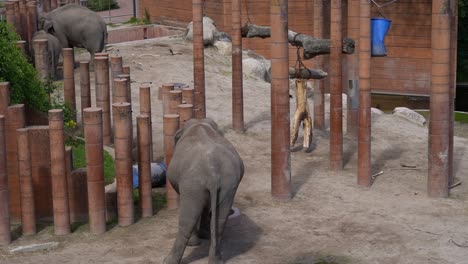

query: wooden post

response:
[139,84,153,161]
[117,74,132,105]
[94,57,111,145]
[113,78,130,104]
[63,48,76,112]
[26,3,38,46]
[0,116,10,245]
[270,0,291,199]
[428,0,451,197]
[192,0,206,119]
[83,108,106,234]
[232,0,244,132]
[80,61,91,118]
[329,0,343,171]
[18,0,27,41]
[347,1,360,137]
[358,0,371,187]
[178,104,194,128]
[169,90,182,115]
[448,0,458,185]
[33,39,49,81]
[137,115,153,217]
[162,83,174,115]
[49,109,71,235]
[163,114,179,209]
[313,0,325,130]
[110,56,123,99]
[113,103,134,226]
[17,128,36,235]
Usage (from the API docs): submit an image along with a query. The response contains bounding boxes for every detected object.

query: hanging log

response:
[291,80,312,148]
[288,67,328,79]
[241,23,355,59]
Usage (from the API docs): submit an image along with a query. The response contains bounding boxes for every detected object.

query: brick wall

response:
[139,0,436,96]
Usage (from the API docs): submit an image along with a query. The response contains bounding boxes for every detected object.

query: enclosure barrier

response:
[163,114,179,209]
[137,115,153,217]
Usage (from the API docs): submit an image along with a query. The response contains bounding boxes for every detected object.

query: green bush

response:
[0,22,52,113]
[87,0,119,12]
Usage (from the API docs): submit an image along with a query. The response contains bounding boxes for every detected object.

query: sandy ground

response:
[2,35,468,264]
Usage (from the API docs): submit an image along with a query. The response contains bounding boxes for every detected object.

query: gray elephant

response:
[32,30,61,79]
[164,118,244,264]
[38,4,107,59]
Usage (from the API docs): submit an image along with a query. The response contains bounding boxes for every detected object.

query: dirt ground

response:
[2,34,468,264]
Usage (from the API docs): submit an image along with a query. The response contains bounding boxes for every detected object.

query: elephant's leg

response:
[188,205,210,246]
[208,190,236,264]
[164,190,208,264]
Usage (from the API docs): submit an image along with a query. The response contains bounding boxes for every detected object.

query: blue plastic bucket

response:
[371,18,392,57]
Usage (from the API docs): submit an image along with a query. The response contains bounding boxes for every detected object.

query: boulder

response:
[392,107,426,126]
[185,16,220,46]
[213,41,232,56]
[242,57,271,82]
[371,107,385,117]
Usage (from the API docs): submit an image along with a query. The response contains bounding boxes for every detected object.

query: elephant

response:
[32,30,61,80]
[164,118,244,264]
[38,4,107,59]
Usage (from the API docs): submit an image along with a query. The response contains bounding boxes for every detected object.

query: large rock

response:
[242,57,271,82]
[213,40,232,56]
[392,107,426,126]
[186,16,222,46]
[371,107,385,117]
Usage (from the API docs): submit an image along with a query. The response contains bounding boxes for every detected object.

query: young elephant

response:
[32,30,61,79]
[164,119,244,264]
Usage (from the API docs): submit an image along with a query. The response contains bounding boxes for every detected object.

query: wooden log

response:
[241,23,355,59]
[290,80,312,148]
[288,67,328,80]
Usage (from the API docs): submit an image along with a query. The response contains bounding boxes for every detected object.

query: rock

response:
[393,107,426,126]
[371,107,385,117]
[213,41,232,56]
[242,57,271,82]
[185,16,219,46]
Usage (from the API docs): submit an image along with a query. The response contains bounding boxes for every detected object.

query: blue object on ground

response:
[371,18,392,57]
[132,162,167,188]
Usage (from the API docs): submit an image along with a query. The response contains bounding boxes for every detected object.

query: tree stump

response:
[291,80,312,148]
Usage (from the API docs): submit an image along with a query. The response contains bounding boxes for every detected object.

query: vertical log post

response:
[17,128,36,235]
[11,0,20,35]
[80,61,91,117]
[122,66,130,75]
[192,0,206,119]
[163,114,179,209]
[112,103,134,226]
[6,105,26,219]
[5,2,16,29]
[162,83,174,115]
[49,109,71,235]
[33,39,49,81]
[270,0,291,199]
[83,108,106,234]
[18,0,27,41]
[428,0,451,197]
[139,84,153,161]
[117,74,132,105]
[178,104,194,128]
[347,1,360,137]
[113,78,130,104]
[63,48,76,113]
[64,147,75,223]
[358,0,371,187]
[182,86,194,105]
[329,0,343,171]
[94,57,111,145]
[0,83,10,116]
[137,115,153,218]
[16,40,28,58]
[169,90,182,115]
[232,0,244,131]
[26,3,38,46]
[43,0,51,12]
[110,56,123,99]
[448,0,458,185]
[0,116,10,245]
[313,0,325,130]
[50,0,57,11]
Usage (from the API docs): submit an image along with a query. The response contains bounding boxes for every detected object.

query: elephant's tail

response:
[209,186,218,260]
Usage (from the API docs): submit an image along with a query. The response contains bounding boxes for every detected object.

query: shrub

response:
[86,0,119,12]
[0,21,52,113]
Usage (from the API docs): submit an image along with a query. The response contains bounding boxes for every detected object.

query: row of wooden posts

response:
[0,49,197,244]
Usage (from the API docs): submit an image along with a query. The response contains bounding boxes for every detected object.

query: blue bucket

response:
[371,18,392,57]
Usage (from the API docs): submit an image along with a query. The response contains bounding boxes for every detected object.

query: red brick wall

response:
[139,0,435,96]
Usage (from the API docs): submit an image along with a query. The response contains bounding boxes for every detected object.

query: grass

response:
[72,142,116,184]
[416,110,468,124]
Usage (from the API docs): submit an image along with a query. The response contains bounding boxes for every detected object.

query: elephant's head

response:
[38,13,55,34]
[174,118,221,145]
